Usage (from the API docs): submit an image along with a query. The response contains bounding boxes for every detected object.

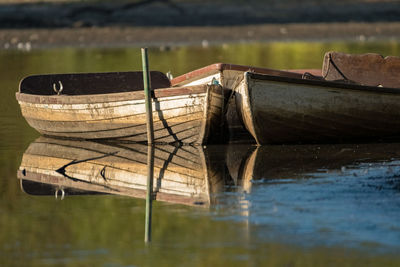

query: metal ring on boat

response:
[55,188,65,200]
[53,81,63,95]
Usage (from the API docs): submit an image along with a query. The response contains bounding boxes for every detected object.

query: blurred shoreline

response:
[1,0,400,50]
[2,22,400,50]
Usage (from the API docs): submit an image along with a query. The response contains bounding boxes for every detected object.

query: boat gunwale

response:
[16,84,210,105]
[247,72,400,95]
[171,63,305,86]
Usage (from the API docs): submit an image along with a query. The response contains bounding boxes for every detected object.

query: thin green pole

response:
[145,144,154,243]
[141,47,154,145]
[141,47,154,244]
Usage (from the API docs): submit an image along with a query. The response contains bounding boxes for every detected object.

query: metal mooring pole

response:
[142,47,154,243]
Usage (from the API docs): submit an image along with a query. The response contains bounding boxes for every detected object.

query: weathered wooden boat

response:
[16,71,229,145]
[172,56,400,144]
[232,52,400,144]
[17,137,229,206]
[172,63,321,143]
[235,71,400,144]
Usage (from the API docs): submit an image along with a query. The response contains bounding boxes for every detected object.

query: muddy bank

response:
[1,22,400,50]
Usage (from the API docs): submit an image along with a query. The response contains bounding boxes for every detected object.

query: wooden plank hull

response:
[17,137,228,206]
[236,72,400,144]
[16,84,228,145]
[171,63,320,143]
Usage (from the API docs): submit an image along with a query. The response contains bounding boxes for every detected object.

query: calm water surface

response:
[1,42,400,266]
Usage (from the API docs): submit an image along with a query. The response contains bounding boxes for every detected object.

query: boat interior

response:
[323,51,400,88]
[18,51,400,97]
[19,71,171,95]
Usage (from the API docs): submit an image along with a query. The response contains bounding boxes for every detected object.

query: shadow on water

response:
[17,137,400,251]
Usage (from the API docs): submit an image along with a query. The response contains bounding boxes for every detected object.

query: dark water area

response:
[2,42,400,266]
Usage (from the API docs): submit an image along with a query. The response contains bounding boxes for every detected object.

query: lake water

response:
[2,41,400,266]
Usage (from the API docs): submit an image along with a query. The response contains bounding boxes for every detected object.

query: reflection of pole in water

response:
[142,47,155,243]
[145,145,155,243]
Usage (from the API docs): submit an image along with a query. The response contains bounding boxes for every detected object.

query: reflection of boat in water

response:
[17,137,229,206]
[19,137,400,206]
[234,143,400,192]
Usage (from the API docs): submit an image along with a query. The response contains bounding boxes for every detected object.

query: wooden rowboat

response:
[16,71,229,145]
[231,52,400,144]
[172,63,321,143]
[172,53,400,144]
[17,137,229,206]
[235,70,400,144]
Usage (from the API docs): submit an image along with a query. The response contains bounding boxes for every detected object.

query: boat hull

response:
[172,63,321,143]
[236,72,400,144]
[16,84,227,144]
